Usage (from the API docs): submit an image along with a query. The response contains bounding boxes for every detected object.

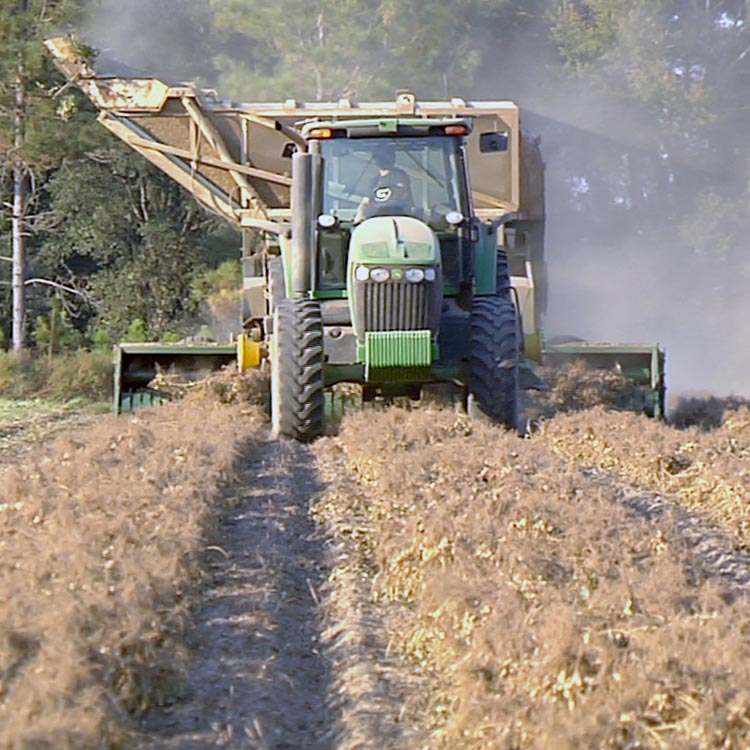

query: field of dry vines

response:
[3,368,750,749]
[318,405,750,749]
[0,380,265,749]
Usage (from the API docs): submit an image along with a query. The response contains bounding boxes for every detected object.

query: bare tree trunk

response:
[12,86,26,353]
[12,0,27,353]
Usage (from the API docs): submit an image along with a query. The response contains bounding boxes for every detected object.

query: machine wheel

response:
[496,249,512,300]
[271,298,325,442]
[467,296,520,431]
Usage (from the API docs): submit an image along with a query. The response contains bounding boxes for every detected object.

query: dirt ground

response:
[135,438,333,750]
[0,399,106,464]
[321,407,750,749]
[4,377,750,749]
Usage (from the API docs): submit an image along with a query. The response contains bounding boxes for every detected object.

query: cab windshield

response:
[320,136,468,226]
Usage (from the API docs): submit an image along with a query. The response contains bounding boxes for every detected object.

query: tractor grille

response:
[363,280,431,331]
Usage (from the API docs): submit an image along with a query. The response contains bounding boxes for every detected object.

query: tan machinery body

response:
[46,37,665,418]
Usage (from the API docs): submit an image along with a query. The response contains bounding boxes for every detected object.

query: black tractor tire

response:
[271,298,325,442]
[467,296,520,431]
[496,249,512,300]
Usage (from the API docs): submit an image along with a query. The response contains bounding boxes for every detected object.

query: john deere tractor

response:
[46,37,665,440]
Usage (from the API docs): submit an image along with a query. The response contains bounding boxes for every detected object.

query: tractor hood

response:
[347,216,444,344]
[348,215,439,266]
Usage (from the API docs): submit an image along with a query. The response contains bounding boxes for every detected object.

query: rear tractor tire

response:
[467,296,520,431]
[271,298,325,442]
[496,249,512,300]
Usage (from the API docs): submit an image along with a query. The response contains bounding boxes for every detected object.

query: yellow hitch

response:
[237,334,262,372]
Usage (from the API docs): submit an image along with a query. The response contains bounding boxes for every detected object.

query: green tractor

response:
[268,115,525,439]
[46,38,665,439]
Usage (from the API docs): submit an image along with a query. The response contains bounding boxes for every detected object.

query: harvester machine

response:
[47,37,665,438]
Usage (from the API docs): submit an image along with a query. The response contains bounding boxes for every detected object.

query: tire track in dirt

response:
[136,436,334,750]
[530,408,750,593]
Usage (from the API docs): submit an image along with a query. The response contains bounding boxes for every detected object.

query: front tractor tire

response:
[467,296,520,431]
[271,299,325,442]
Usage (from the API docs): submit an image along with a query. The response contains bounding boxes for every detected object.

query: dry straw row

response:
[328,406,750,750]
[0,394,263,750]
[536,406,750,543]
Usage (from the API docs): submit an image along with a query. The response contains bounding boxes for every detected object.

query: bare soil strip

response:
[136,437,334,750]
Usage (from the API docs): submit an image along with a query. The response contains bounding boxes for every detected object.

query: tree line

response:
[1,0,748,356]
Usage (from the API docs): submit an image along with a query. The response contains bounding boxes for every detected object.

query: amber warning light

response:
[308,127,333,139]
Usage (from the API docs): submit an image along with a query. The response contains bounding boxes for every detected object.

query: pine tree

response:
[208,0,496,101]
[0,0,79,351]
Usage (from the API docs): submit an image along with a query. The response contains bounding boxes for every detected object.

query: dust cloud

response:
[472,13,750,400]
[82,0,213,81]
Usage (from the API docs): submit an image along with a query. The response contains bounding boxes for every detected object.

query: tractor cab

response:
[300,120,475,296]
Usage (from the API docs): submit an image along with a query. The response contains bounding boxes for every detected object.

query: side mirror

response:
[282,142,298,158]
[480,131,509,153]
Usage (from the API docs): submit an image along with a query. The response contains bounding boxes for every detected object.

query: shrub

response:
[45,350,113,402]
[125,318,147,342]
[0,350,113,402]
[0,350,17,393]
[0,352,47,398]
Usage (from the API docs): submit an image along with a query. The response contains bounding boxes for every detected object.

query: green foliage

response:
[0,0,101,168]
[39,148,208,341]
[45,350,112,401]
[33,297,85,354]
[549,0,621,69]
[192,260,242,299]
[124,319,147,343]
[0,348,112,401]
[549,0,716,126]
[209,0,490,100]
[91,326,112,351]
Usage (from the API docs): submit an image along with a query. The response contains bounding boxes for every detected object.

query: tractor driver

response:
[354,144,414,222]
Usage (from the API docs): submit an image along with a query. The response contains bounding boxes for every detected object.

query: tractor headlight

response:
[317,213,338,229]
[355,265,370,281]
[424,268,436,282]
[370,268,390,283]
[405,268,425,283]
